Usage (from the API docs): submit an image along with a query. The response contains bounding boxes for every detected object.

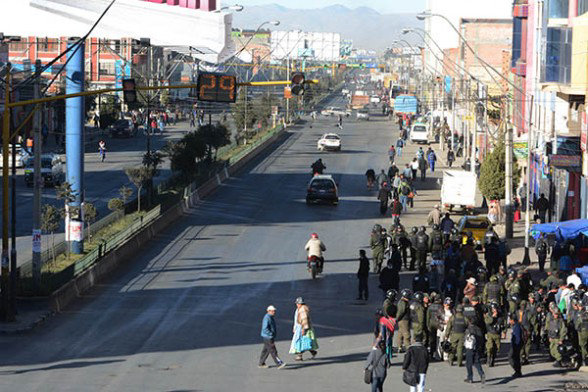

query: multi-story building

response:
[511,0,588,221]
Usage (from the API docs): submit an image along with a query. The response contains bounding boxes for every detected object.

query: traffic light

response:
[290,72,305,96]
[122,78,137,104]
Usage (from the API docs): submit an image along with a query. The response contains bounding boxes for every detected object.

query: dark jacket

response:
[402,342,429,374]
[379,267,398,291]
[391,200,403,215]
[357,256,370,278]
[366,347,388,379]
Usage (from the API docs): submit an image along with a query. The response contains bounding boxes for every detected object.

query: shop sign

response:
[549,154,581,168]
[582,111,587,152]
[513,142,528,158]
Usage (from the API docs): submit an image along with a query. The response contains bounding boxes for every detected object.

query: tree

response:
[108,198,125,218]
[231,88,255,141]
[478,141,521,201]
[252,92,273,129]
[163,132,207,178]
[160,89,170,107]
[198,124,231,161]
[82,202,98,241]
[40,204,60,265]
[56,182,77,258]
[125,166,155,212]
[119,185,133,209]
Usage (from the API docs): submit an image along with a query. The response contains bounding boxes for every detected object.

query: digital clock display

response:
[197,73,237,103]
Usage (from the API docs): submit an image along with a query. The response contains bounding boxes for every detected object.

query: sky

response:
[223,0,427,13]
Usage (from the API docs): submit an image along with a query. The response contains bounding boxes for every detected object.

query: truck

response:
[440,170,478,213]
[393,94,418,114]
[350,93,370,110]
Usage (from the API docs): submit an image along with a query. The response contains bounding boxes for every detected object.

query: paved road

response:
[0,95,584,391]
[1,123,187,266]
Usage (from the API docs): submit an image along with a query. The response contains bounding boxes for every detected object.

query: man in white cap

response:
[427,205,442,226]
[259,305,286,369]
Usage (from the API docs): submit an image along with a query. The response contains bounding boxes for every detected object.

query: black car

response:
[306,175,339,205]
[110,119,137,138]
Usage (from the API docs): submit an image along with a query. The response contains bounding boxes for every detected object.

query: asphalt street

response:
[0,95,584,391]
[1,124,186,266]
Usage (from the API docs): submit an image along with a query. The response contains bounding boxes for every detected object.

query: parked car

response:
[356,109,370,121]
[321,107,351,117]
[306,174,339,205]
[410,122,429,144]
[23,154,65,187]
[317,133,341,151]
[110,119,137,138]
[0,144,30,168]
[456,216,491,248]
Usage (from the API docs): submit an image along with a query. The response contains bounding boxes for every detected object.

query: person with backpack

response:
[365,340,389,392]
[427,148,437,172]
[398,179,412,212]
[464,325,486,384]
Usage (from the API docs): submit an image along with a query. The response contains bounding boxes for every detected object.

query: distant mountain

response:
[231,4,424,52]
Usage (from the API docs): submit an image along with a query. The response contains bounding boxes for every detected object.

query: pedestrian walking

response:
[464,326,485,384]
[378,184,391,216]
[396,138,404,157]
[411,159,419,181]
[357,250,370,300]
[259,305,286,369]
[391,197,403,223]
[418,157,427,181]
[366,168,376,190]
[427,205,442,226]
[388,145,396,164]
[289,297,319,361]
[509,314,523,377]
[402,336,429,392]
[534,193,549,223]
[377,170,389,189]
[365,340,388,392]
[447,148,455,168]
[427,148,437,172]
[403,164,412,180]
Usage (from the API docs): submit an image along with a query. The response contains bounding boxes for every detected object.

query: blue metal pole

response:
[66,39,85,254]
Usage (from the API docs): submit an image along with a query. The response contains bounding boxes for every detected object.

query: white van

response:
[410,123,429,144]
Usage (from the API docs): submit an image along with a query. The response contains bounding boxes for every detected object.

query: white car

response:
[370,95,381,104]
[317,133,341,151]
[321,107,350,117]
[356,109,370,120]
[410,123,429,144]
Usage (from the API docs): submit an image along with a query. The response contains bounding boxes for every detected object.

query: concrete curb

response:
[48,126,288,315]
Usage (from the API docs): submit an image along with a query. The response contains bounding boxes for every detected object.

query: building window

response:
[547,0,569,18]
[579,0,588,15]
[98,61,115,76]
[37,38,58,52]
[543,27,572,83]
[511,17,523,69]
[9,38,29,52]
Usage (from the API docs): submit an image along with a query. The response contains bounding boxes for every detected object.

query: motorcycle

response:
[308,255,324,279]
[558,341,582,370]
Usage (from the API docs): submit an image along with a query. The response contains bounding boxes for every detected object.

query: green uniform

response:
[370,233,385,273]
[521,302,539,362]
[545,313,567,361]
[484,312,503,367]
[483,280,504,307]
[446,312,466,366]
[392,229,409,268]
[410,301,426,342]
[575,310,588,364]
[396,299,411,350]
[382,298,396,318]
[506,278,521,314]
[540,274,560,291]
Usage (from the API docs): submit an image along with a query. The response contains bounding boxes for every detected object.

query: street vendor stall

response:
[530,219,588,270]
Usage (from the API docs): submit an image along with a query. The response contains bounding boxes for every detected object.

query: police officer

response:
[484,302,503,367]
[428,224,444,260]
[416,226,430,270]
[535,233,549,272]
[449,227,461,244]
[370,225,386,273]
[476,267,488,298]
[427,292,443,360]
[575,297,588,366]
[382,289,398,318]
[393,225,410,269]
[483,275,505,308]
[446,304,467,366]
[412,267,430,293]
[521,293,540,364]
[408,226,419,271]
[505,270,522,314]
[410,291,427,343]
[396,289,413,353]
[545,302,568,367]
[484,237,500,276]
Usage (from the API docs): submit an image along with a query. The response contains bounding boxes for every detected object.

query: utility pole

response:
[505,103,514,239]
[286,55,290,125]
[32,59,42,291]
[523,95,534,265]
[1,63,12,320]
[471,82,477,173]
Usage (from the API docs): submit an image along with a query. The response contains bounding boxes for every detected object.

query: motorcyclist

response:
[311,159,326,175]
[305,233,326,272]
